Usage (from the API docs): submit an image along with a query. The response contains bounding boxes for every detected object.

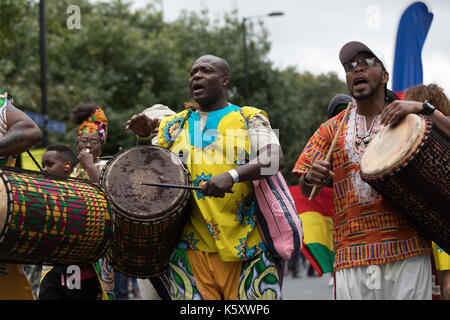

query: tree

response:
[0,0,349,185]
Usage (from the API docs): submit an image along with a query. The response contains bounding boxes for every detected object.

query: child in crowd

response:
[41,144,76,177]
[38,144,103,300]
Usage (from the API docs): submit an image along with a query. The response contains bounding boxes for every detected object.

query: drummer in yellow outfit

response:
[0,92,42,300]
[126,54,284,300]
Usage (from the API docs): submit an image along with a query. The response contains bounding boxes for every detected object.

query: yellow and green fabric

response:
[289,185,335,276]
[0,91,35,299]
[20,148,46,171]
[77,107,108,142]
[433,242,450,271]
[158,105,266,262]
[0,92,17,167]
[159,104,282,300]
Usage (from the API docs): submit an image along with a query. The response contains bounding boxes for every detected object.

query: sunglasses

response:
[344,57,379,73]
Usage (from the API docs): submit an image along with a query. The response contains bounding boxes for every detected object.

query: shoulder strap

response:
[26,150,43,172]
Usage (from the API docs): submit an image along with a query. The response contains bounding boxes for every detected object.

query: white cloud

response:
[423,51,450,96]
[131,0,449,93]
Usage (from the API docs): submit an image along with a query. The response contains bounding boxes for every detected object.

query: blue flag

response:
[392,2,433,98]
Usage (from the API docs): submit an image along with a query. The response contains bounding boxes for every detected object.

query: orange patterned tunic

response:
[292,106,431,271]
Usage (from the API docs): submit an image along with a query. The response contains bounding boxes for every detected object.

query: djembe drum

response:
[100,145,191,278]
[0,167,112,265]
[361,114,449,253]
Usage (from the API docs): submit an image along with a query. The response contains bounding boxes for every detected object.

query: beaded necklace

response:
[354,104,384,147]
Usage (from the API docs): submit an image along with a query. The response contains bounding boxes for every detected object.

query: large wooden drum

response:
[0,167,112,265]
[361,114,449,253]
[100,145,190,278]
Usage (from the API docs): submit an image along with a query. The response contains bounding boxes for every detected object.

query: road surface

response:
[282,272,334,300]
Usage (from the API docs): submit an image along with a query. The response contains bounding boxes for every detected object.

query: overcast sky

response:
[129,0,450,95]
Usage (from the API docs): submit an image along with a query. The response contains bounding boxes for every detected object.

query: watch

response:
[228,169,239,183]
[421,100,436,115]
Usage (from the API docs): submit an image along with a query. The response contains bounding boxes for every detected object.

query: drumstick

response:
[141,182,234,194]
[141,182,202,191]
[308,102,353,201]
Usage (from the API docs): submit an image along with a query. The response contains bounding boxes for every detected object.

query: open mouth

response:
[192,83,204,94]
[353,78,368,89]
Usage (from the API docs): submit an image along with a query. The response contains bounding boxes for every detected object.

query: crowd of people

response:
[0,40,448,300]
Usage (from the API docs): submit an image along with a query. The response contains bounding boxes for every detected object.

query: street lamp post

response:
[242,11,284,104]
[39,0,48,147]
[242,17,248,104]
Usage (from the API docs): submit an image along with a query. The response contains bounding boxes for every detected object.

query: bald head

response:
[194,55,230,78]
[189,54,231,111]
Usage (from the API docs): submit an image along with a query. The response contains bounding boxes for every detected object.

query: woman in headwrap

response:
[71,103,108,181]
[39,103,114,300]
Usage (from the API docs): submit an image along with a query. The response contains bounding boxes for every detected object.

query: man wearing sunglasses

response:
[292,41,449,300]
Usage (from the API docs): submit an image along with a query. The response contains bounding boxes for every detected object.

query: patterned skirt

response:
[168,248,281,300]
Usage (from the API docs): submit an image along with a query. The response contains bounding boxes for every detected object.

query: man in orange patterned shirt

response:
[292,41,449,300]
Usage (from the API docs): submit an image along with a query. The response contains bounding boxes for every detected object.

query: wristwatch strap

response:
[228,168,239,183]
[421,100,436,115]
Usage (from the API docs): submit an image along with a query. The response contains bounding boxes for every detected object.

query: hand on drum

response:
[200,172,234,198]
[380,100,423,126]
[126,113,160,138]
[305,160,334,186]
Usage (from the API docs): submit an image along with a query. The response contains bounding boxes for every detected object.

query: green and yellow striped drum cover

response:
[0,167,112,266]
[100,146,190,278]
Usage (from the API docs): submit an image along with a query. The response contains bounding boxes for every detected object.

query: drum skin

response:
[100,145,190,278]
[361,114,450,253]
[0,167,112,266]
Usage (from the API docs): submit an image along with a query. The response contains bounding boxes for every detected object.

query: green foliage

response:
[0,0,349,185]
[268,71,348,184]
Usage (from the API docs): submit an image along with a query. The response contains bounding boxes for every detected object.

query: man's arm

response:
[0,101,42,157]
[200,143,284,198]
[380,100,450,137]
[292,119,336,199]
[298,174,313,198]
[428,108,449,136]
[235,143,285,181]
[201,111,284,198]
[297,160,333,198]
[126,113,160,145]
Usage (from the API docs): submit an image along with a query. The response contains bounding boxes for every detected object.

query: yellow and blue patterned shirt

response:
[158,105,269,262]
